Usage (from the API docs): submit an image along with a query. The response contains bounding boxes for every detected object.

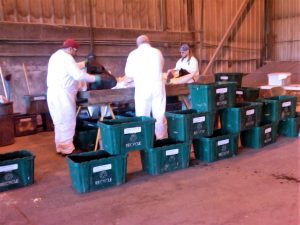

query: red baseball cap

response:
[62,38,79,49]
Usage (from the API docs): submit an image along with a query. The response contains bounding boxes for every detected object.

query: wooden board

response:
[78,84,190,105]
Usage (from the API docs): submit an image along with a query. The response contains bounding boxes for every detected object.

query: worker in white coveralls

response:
[47,38,102,155]
[124,35,167,139]
[165,43,200,109]
[166,43,199,84]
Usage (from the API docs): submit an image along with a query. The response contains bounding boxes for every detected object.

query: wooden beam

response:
[202,0,253,76]
[264,0,273,61]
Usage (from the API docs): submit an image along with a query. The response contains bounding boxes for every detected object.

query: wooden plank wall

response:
[199,0,265,75]
[268,0,300,61]
[0,0,274,113]
[0,0,188,30]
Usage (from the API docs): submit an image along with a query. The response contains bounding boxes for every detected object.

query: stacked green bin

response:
[219,102,263,133]
[189,82,237,112]
[141,139,190,176]
[74,119,98,151]
[240,122,278,149]
[258,96,297,123]
[214,72,243,87]
[97,116,155,154]
[278,113,300,137]
[0,150,35,192]
[165,109,215,141]
[193,130,238,163]
[236,87,260,102]
[66,151,127,193]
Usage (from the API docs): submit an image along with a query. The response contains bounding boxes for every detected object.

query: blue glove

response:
[94,75,102,84]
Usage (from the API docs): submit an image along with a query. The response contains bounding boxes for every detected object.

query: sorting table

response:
[77,84,191,150]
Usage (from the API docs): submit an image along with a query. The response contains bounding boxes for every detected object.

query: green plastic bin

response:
[74,119,98,151]
[236,87,260,102]
[66,151,127,193]
[220,102,263,133]
[0,150,35,192]
[98,116,155,154]
[165,109,215,141]
[189,82,237,112]
[214,72,244,87]
[258,95,297,123]
[140,139,190,175]
[193,130,238,163]
[278,113,300,137]
[240,122,278,149]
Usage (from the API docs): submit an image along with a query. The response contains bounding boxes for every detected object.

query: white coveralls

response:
[125,43,167,139]
[169,55,200,109]
[47,49,95,154]
[172,56,200,84]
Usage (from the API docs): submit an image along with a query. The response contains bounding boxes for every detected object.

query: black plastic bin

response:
[214,73,244,87]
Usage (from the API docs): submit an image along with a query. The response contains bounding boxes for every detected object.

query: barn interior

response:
[0,0,299,224]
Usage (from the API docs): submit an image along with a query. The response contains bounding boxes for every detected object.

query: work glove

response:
[89,74,117,90]
[94,75,102,84]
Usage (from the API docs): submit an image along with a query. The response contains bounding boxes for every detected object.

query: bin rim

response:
[66,150,124,164]
[239,86,260,91]
[188,81,238,88]
[231,102,263,108]
[165,109,197,115]
[97,116,156,127]
[265,95,297,100]
[214,72,244,76]
[0,150,35,161]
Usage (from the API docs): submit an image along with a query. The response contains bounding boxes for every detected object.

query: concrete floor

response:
[0,132,299,225]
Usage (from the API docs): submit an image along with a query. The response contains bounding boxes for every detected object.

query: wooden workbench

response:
[77,84,190,105]
[77,84,191,151]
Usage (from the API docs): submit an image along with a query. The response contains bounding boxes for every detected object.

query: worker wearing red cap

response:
[47,38,102,155]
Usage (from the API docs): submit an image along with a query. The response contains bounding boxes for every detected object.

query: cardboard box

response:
[268,73,291,86]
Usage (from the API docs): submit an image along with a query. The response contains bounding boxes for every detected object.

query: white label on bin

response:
[193,116,205,123]
[236,91,243,95]
[265,128,272,133]
[20,118,32,122]
[217,139,229,146]
[246,109,255,115]
[220,76,228,80]
[216,88,228,94]
[93,164,112,173]
[166,149,179,156]
[124,127,141,134]
[0,164,18,172]
[33,96,46,101]
[282,101,291,107]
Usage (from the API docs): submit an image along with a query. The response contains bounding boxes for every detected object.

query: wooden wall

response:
[0,0,294,113]
[266,0,300,61]
[198,0,265,74]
